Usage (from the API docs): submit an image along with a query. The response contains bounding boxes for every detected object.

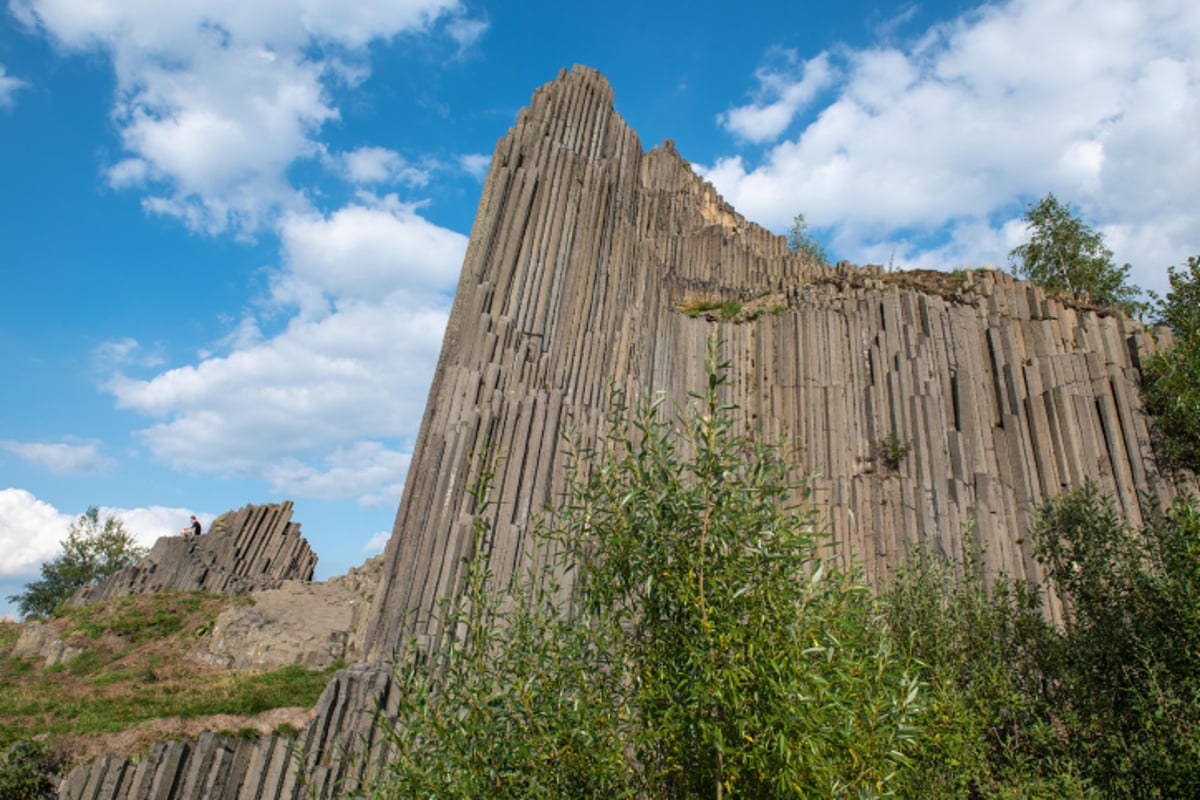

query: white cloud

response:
[459,152,491,180]
[339,146,431,186]
[717,49,834,143]
[361,528,391,555]
[702,0,1200,297]
[100,504,216,547]
[0,440,116,474]
[265,441,410,506]
[94,337,164,370]
[274,192,467,315]
[0,489,72,577]
[0,65,26,108]
[107,300,448,470]
[12,0,472,234]
[446,15,488,51]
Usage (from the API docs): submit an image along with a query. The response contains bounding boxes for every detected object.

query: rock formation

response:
[66,502,317,608]
[198,555,382,671]
[58,65,1178,798]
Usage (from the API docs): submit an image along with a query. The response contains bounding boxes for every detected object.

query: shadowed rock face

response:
[66,502,317,608]
[58,65,1178,799]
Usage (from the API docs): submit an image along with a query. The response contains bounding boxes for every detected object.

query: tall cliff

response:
[362,65,1166,658]
[59,65,1173,799]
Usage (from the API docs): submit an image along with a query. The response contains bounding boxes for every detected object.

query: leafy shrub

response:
[871,432,911,471]
[1031,484,1200,799]
[883,545,1087,798]
[376,340,920,799]
[1142,255,1200,472]
[0,741,59,800]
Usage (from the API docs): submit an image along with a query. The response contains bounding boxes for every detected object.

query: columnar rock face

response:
[59,65,1176,799]
[362,65,1168,657]
[66,502,317,607]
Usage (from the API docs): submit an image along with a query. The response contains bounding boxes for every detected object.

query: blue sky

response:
[1,0,1197,617]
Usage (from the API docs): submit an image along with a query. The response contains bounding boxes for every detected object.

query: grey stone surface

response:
[198,556,382,670]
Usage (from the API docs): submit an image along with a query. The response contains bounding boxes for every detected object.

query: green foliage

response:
[1008,193,1144,316]
[1141,255,1200,472]
[376,341,919,799]
[1031,484,1200,799]
[375,458,633,799]
[884,546,1088,798]
[871,432,911,472]
[0,741,59,800]
[788,213,830,265]
[7,508,147,618]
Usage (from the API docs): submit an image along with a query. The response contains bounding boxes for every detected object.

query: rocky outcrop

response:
[198,556,383,670]
[12,620,85,667]
[66,502,317,608]
[58,65,1181,798]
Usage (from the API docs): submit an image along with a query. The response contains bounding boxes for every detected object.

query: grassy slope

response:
[0,592,337,770]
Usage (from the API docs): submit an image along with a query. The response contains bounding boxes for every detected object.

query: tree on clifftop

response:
[1009,193,1144,317]
[7,507,146,618]
[787,212,831,265]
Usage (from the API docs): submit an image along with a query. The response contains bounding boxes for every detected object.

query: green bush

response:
[1142,255,1200,472]
[376,340,919,799]
[0,741,59,800]
[1032,484,1200,799]
[883,545,1088,798]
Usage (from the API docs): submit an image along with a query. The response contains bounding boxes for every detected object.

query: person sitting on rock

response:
[180,515,202,539]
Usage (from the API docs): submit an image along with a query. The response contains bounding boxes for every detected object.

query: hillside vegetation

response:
[0,592,335,777]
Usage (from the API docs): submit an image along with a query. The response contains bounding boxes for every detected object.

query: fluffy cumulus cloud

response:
[0,65,26,108]
[0,489,72,577]
[11,0,480,234]
[275,192,467,314]
[703,0,1200,295]
[0,488,210,580]
[0,439,115,474]
[104,194,466,505]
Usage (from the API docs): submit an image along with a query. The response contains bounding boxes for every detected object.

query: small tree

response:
[1142,255,1200,472]
[7,507,146,618]
[788,212,831,265]
[1009,193,1143,316]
